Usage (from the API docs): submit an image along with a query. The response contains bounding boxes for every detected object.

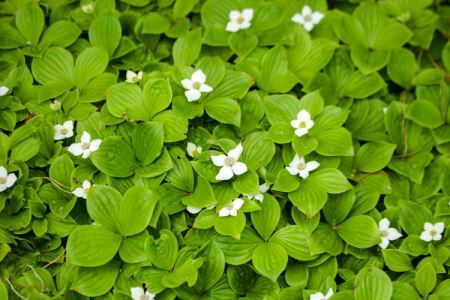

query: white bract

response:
[286,155,319,179]
[420,222,445,242]
[0,86,9,96]
[218,198,244,217]
[49,100,61,111]
[310,288,333,300]
[378,218,402,249]
[292,5,324,32]
[54,121,74,141]
[181,70,213,102]
[68,131,102,159]
[244,183,270,202]
[290,109,315,137]
[0,167,17,193]
[187,142,202,157]
[186,205,215,214]
[81,3,94,14]
[226,8,253,32]
[73,180,92,199]
[130,287,155,300]
[126,70,143,83]
[211,143,247,181]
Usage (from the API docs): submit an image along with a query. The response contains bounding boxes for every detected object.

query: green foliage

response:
[0,0,450,299]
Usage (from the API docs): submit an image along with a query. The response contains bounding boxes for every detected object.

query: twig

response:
[4,277,27,300]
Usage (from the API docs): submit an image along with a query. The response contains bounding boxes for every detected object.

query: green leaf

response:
[145,229,178,270]
[354,267,393,300]
[273,169,300,192]
[86,185,121,233]
[71,262,120,297]
[142,12,171,34]
[443,42,450,72]
[207,70,253,99]
[406,100,444,129]
[49,154,74,188]
[74,47,109,88]
[288,182,327,217]
[182,176,216,208]
[252,242,288,282]
[268,123,294,144]
[143,78,172,118]
[66,225,122,267]
[307,168,353,194]
[10,137,40,162]
[173,0,198,18]
[310,223,343,256]
[382,249,413,272]
[216,227,262,265]
[228,33,258,57]
[415,262,436,298]
[337,216,381,248]
[40,21,81,48]
[251,195,280,241]
[15,5,44,45]
[89,14,122,58]
[32,47,74,85]
[119,186,157,236]
[196,240,225,291]
[153,110,188,142]
[264,94,297,124]
[132,122,164,166]
[316,127,354,156]
[119,231,148,263]
[270,225,316,261]
[399,200,433,235]
[106,83,149,120]
[241,132,276,169]
[90,136,137,178]
[204,97,241,126]
[173,29,202,66]
[387,48,416,87]
[232,170,259,194]
[162,258,203,288]
[355,142,396,173]
[214,213,246,240]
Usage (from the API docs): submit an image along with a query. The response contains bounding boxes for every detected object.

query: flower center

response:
[296,162,306,170]
[81,142,90,150]
[0,176,6,184]
[192,81,201,89]
[61,128,68,135]
[227,202,234,210]
[299,121,307,128]
[430,229,437,236]
[304,14,312,22]
[224,157,235,167]
[139,295,149,300]
[380,229,388,238]
[236,15,245,24]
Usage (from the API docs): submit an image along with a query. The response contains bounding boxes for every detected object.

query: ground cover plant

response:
[0,0,450,299]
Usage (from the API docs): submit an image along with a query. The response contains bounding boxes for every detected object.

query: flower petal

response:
[387,228,402,241]
[199,83,213,93]
[232,162,248,175]
[0,167,7,177]
[229,10,241,21]
[242,8,253,20]
[218,207,230,217]
[181,79,193,90]
[297,109,311,121]
[185,89,201,102]
[424,222,434,231]
[145,291,156,300]
[311,12,324,24]
[433,233,442,241]
[305,160,320,172]
[325,288,333,299]
[305,119,315,129]
[259,183,270,193]
[232,198,244,210]
[229,208,238,216]
[63,120,74,131]
[81,131,91,143]
[192,70,206,83]
[299,170,309,179]
[211,154,227,167]
[216,166,234,181]
[228,143,243,160]
[73,187,87,199]
[378,218,390,230]
[186,206,202,214]
[0,184,6,192]
[420,231,432,242]
[6,173,17,188]
[309,292,324,300]
[68,143,83,156]
[294,127,309,137]
[82,180,91,189]
[303,22,314,32]
[89,139,102,152]
[301,5,312,16]
[291,13,304,25]
[126,71,138,83]
[130,287,145,300]
[434,222,445,233]
[286,166,299,176]
[226,21,240,32]
[0,86,9,96]
[187,142,197,157]
[81,150,91,159]
[290,119,301,129]
[379,237,390,249]
[255,194,264,202]
[240,20,251,29]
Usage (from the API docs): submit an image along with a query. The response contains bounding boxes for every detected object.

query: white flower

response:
[378,218,402,249]
[292,5,324,32]
[420,222,445,242]
[126,70,143,83]
[286,155,319,179]
[68,131,102,159]
[244,183,270,202]
[131,287,155,300]
[54,121,74,141]
[219,198,244,217]
[81,3,94,14]
[49,100,61,111]
[310,288,333,300]
[226,9,253,32]
[186,205,215,214]
[187,142,202,158]
[0,86,9,96]
[211,143,248,181]
[181,70,213,102]
[290,109,315,137]
[0,166,17,193]
[72,180,91,199]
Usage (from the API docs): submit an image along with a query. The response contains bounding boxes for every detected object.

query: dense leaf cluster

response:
[0,0,450,299]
